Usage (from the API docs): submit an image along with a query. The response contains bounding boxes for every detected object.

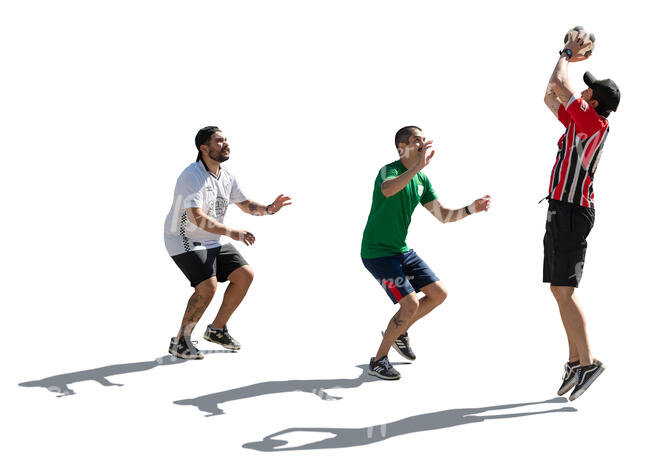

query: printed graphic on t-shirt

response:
[210,197,229,217]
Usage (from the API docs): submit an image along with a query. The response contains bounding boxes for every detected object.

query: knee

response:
[423,283,448,305]
[400,295,419,317]
[231,265,254,286]
[436,285,449,304]
[196,277,218,298]
[550,285,573,300]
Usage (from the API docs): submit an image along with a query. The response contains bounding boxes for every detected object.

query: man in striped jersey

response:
[543,32,620,400]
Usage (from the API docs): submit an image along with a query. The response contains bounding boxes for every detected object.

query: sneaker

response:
[168,336,204,360]
[368,356,401,380]
[203,325,241,350]
[382,330,416,361]
[557,360,580,396]
[569,359,606,401]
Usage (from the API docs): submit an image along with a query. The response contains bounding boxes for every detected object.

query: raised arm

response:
[548,31,592,105]
[186,207,256,245]
[423,196,491,224]
[235,194,292,216]
[548,55,575,105]
[381,141,434,197]
[544,83,562,119]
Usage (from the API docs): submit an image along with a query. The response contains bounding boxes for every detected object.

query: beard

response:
[209,149,230,163]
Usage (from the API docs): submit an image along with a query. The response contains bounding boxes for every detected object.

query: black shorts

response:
[171,244,249,287]
[543,199,595,287]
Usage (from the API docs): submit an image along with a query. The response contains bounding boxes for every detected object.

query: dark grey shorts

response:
[171,244,248,287]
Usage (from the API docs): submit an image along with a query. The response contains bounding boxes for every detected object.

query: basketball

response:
[564,26,595,59]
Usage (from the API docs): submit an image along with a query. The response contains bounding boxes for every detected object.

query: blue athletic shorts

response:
[362,249,440,304]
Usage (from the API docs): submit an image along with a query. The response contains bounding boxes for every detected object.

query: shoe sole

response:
[557,376,577,396]
[569,365,605,401]
[203,333,241,350]
[368,369,401,380]
[168,348,204,360]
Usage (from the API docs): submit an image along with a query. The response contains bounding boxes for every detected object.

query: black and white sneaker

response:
[382,331,416,361]
[168,336,204,360]
[557,360,580,396]
[203,325,241,350]
[569,359,606,401]
[368,356,401,380]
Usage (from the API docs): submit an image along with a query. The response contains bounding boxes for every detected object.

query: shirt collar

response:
[199,158,221,179]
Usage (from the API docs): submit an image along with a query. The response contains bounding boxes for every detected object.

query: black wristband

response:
[559,48,572,59]
[265,204,273,215]
[464,206,471,215]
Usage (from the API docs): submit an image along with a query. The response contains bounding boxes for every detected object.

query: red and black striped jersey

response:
[548,97,609,208]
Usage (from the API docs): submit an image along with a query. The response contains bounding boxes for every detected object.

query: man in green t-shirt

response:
[361,126,491,380]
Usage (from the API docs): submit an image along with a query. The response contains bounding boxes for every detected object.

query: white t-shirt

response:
[164,160,247,256]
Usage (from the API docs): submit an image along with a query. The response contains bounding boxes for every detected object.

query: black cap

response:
[583,72,620,117]
[194,126,221,161]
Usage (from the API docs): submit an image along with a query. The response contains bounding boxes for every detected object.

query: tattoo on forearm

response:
[392,312,404,328]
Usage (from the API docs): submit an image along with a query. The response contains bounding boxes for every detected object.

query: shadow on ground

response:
[18,350,232,397]
[242,397,576,451]
[174,363,407,416]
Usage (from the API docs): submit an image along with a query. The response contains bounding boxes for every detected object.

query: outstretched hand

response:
[268,194,292,214]
[471,195,491,213]
[231,229,256,246]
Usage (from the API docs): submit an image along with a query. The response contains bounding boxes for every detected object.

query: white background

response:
[2,0,648,468]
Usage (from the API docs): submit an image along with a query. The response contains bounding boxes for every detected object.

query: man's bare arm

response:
[236,194,292,216]
[381,166,420,198]
[548,55,576,105]
[544,83,562,118]
[381,141,434,197]
[186,207,255,245]
[235,200,267,216]
[423,196,491,223]
[548,32,592,106]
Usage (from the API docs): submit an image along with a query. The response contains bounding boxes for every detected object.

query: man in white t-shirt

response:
[164,126,292,359]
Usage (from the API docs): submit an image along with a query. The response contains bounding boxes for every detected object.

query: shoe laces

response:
[378,357,392,370]
[562,363,573,380]
[185,339,200,353]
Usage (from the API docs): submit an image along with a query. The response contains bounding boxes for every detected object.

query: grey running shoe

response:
[569,359,606,401]
[557,360,580,396]
[368,356,401,380]
[382,330,416,361]
[203,325,241,350]
[168,336,204,360]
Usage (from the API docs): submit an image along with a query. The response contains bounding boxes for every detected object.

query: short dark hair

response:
[394,126,422,148]
[195,126,221,161]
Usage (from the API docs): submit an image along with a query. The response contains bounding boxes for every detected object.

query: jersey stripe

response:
[548,118,609,208]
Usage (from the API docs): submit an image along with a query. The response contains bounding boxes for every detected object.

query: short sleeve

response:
[378,164,400,182]
[419,173,437,205]
[565,98,607,137]
[557,104,571,128]
[229,174,248,204]
[176,172,204,209]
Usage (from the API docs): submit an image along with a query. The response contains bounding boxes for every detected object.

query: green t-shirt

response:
[361,160,437,259]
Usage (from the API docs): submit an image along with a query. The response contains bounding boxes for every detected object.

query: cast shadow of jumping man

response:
[174,363,398,416]
[243,397,576,451]
[19,350,232,397]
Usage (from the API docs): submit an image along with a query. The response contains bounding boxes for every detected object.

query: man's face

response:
[581,88,594,102]
[402,129,425,156]
[202,132,230,163]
